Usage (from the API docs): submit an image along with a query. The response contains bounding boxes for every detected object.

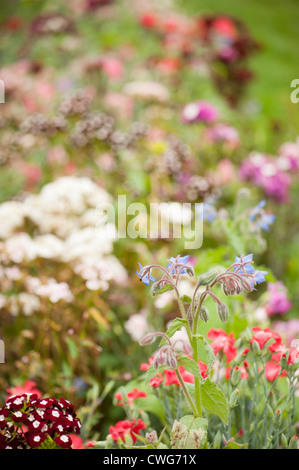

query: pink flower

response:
[115,388,147,407]
[265,282,292,316]
[207,329,237,363]
[207,124,240,148]
[7,380,42,399]
[102,58,124,80]
[182,100,220,124]
[265,361,286,382]
[70,434,84,449]
[109,419,146,444]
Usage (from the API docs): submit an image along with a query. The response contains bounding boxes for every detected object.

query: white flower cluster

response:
[0,177,127,314]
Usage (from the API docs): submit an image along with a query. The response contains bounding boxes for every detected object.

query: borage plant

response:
[100,254,299,449]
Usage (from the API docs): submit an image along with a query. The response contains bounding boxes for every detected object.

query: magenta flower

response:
[265,282,292,316]
[182,100,219,124]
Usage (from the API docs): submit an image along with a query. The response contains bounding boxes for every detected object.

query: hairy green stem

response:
[175,369,199,417]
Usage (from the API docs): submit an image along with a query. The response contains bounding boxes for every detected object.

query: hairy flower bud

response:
[217,302,228,322]
[139,333,157,346]
[199,306,209,323]
[197,271,217,287]
[153,345,177,370]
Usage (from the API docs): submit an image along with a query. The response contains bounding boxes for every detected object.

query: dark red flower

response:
[26,432,47,447]
[54,434,72,449]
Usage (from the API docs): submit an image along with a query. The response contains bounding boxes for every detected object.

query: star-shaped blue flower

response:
[167,255,190,275]
[136,263,156,286]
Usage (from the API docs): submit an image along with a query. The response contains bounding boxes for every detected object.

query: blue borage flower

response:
[202,203,218,222]
[166,255,189,275]
[136,263,156,286]
[249,200,275,231]
[234,253,268,287]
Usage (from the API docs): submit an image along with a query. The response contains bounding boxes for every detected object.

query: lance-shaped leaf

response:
[194,334,215,373]
[201,378,229,424]
[159,318,188,346]
[177,355,204,383]
[151,281,174,297]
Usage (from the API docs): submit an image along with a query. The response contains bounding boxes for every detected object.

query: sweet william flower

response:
[115,388,147,407]
[7,380,42,399]
[109,419,146,444]
[207,328,237,363]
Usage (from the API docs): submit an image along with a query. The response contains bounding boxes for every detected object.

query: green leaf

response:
[134,394,166,423]
[170,415,207,449]
[177,355,204,383]
[224,440,248,449]
[201,378,229,424]
[181,295,192,304]
[152,283,174,297]
[179,414,208,431]
[194,334,215,373]
[159,318,188,346]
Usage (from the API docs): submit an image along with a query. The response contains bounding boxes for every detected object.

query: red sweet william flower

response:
[54,434,72,449]
[69,434,84,449]
[149,374,164,388]
[109,418,146,444]
[265,362,281,382]
[251,327,282,351]
[115,388,147,406]
[7,380,42,399]
[140,356,154,371]
[140,13,158,29]
[212,17,238,40]
[207,329,237,363]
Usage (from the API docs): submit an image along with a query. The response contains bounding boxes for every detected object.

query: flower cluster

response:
[140,355,208,388]
[239,142,299,202]
[115,388,147,407]
[209,326,299,383]
[0,394,81,449]
[139,12,258,105]
[109,419,147,444]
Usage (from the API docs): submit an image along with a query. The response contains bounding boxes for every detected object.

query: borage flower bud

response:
[217,302,228,323]
[197,271,217,287]
[199,306,209,323]
[139,333,157,346]
[240,277,254,292]
[153,345,177,370]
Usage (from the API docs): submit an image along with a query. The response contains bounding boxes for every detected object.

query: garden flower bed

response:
[0,0,299,451]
